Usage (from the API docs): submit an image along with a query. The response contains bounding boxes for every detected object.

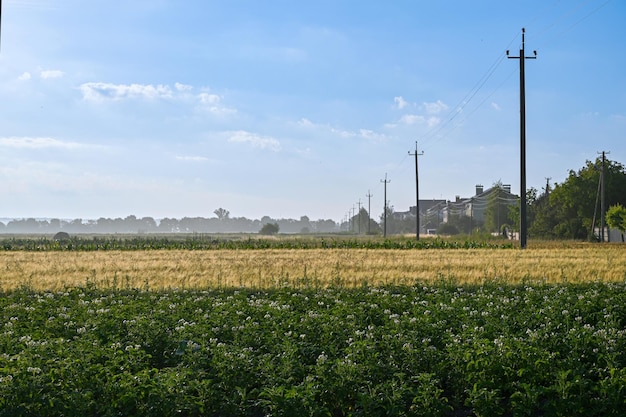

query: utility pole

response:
[507,28,536,249]
[598,151,610,242]
[545,177,551,195]
[357,199,362,235]
[366,190,373,235]
[408,141,424,241]
[351,205,356,233]
[381,173,391,238]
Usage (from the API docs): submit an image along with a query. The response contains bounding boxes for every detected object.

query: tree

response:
[550,158,626,240]
[606,204,626,242]
[446,213,476,234]
[437,222,460,235]
[483,182,516,233]
[214,208,230,220]
[259,222,279,235]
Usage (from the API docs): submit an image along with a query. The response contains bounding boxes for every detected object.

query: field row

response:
[1,283,625,416]
[1,246,625,290]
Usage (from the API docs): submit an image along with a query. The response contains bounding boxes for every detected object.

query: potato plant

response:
[1,282,625,416]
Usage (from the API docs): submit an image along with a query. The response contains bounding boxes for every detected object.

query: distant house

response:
[392,199,447,234]
[443,184,518,226]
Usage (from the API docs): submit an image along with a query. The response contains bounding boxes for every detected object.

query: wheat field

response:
[1,244,624,291]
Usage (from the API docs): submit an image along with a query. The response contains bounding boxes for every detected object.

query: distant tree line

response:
[2,158,624,240]
[0,210,339,235]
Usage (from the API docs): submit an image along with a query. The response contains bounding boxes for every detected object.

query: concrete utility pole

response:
[598,151,610,242]
[507,28,537,249]
[408,141,424,241]
[366,190,373,234]
[381,173,391,238]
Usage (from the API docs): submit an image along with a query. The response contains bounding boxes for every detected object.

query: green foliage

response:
[606,204,626,233]
[606,204,626,241]
[548,158,626,240]
[259,223,280,235]
[437,222,460,235]
[483,182,518,233]
[1,283,625,416]
[446,213,477,234]
[0,236,514,251]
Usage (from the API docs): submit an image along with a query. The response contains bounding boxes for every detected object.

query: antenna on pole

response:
[408,141,424,241]
[381,173,391,238]
[507,28,537,249]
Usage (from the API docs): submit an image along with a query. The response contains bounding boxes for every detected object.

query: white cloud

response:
[18,72,32,81]
[422,100,448,114]
[297,118,315,128]
[0,136,100,150]
[228,130,281,151]
[196,92,236,115]
[294,118,388,142]
[491,102,501,111]
[80,82,174,101]
[175,155,209,162]
[175,82,193,92]
[358,129,388,142]
[399,114,425,125]
[40,70,64,79]
[394,96,408,110]
[198,92,221,105]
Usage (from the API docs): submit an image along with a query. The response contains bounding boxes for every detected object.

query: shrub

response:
[259,223,279,235]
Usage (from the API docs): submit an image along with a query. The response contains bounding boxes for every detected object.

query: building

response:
[443,184,518,230]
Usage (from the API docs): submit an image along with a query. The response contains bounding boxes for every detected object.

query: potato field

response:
[0,236,625,416]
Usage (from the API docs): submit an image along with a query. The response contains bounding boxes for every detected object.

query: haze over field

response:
[0,0,624,221]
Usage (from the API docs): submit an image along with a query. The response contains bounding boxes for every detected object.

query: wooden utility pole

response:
[598,151,610,242]
[507,28,537,249]
[408,141,424,241]
[357,199,362,235]
[381,174,390,238]
[366,190,373,234]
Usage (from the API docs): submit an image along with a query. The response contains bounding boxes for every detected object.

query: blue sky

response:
[0,0,624,222]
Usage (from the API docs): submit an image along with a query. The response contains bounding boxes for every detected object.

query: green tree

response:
[550,158,626,240]
[259,222,279,235]
[528,189,559,239]
[351,207,380,235]
[606,204,626,242]
[214,208,230,220]
[447,213,477,234]
[483,182,516,233]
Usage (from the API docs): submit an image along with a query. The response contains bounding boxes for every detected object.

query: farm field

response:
[1,238,625,415]
[2,283,625,416]
[0,242,625,291]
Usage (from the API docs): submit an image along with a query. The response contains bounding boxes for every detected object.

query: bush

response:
[259,223,279,235]
[437,223,459,235]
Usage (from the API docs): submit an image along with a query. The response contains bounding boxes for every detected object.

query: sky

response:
[0,0,624,222]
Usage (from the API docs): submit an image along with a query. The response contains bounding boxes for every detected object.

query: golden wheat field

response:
[1,244,624,291]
